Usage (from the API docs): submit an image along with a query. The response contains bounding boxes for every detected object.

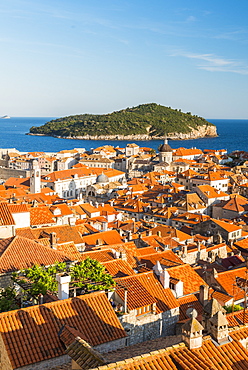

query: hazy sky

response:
[1,0,248,118]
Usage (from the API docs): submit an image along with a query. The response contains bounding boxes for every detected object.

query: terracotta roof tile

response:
[0,203,15,225]
[82,230,123,248]
[115,271,178,312]
[31,225,85,245]
[167,264,207,295]
[215,267,248,301]
[0,235,69,273]
[137,250,184,270]
[29,205,56,226]
[8,204,29,213]
[177,294,203,321]
[103,260,134,278]
[0,292,126,369]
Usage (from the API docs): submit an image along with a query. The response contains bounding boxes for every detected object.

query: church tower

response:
[30,159,41,194]
[159,138,173,164]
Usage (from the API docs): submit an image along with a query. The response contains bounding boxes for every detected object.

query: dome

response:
[96,173,109,184]
[159,138,173,152]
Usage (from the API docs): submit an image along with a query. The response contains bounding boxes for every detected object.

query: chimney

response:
[153,261,170,289]
[182,245,187,257]
[124,288,128,314]
[102,221,108,232]
[120,250,127,261]
[69,217,76,226]
[50,232,57,249]
[199,285,209,306]
[209,311,229,344]
[182,318,204,349]
[56,273,71,300]
[113,249,120,259]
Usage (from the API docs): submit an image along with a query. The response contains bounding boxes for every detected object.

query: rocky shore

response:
[27,124,217,141]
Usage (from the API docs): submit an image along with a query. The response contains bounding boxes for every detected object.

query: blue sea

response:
[0,117,247,153]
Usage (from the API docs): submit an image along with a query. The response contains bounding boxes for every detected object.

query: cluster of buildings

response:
[1,141,248,369]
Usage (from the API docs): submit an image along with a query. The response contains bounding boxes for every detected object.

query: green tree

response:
[0,287,19,313]
[12,258,115,299]
[70,257,115,292]
[224,304,243,313]
[12,262,67,299]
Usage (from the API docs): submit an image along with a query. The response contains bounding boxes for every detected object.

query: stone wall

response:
[16,355,70,370]
[0,168,30,181]
[94,337,127,354]
[119,308,179,346]
[0,272,14,289]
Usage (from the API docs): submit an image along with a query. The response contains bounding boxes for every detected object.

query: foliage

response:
[12,258,115,298]
[12,262,67,298]
[0,287,19,313]
[70,257,115,292]
[29,103,214,138]
[224,304,243,313]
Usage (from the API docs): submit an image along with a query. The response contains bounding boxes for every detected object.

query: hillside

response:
[29,103,217,140]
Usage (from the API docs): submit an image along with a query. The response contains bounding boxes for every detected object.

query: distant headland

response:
[28,103,217,140]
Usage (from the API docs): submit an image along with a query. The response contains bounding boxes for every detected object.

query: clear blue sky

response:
[1,0,248,118]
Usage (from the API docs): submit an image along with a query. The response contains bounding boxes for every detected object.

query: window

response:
[136,305,152,316]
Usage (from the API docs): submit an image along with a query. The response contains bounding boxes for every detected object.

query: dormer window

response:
[136,305,153,316]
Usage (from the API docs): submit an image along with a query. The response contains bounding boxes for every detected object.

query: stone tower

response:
[30,159,41,194]
[182,317,204,349]
[209,311,229,344]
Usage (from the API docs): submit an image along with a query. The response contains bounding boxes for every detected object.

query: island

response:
[28,103,217,140]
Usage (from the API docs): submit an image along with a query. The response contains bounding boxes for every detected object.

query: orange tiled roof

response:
[29,205,56,226]
[177,294,203,321]
[4,177,30,190]
[82,230,123,248]
[135,271,178,312]
[0,292,126,369]
[103,259,135,277]
[15,227,37,239]
[197,184,228,199]
[174,147,203,156]
[93,242,138,267]
[0,202,15,225]
[194,338,248,370]
[211,218,242,233]
[80,249,115,263]
[167,264,207,295]
[44,167,124,182]
[55,242,82,260]
[115,274,157,310]
[215,267,248,301]
[137,250,184,270]
[8,203,29,213]
[115,271,178,312]
[0,235,69,273]
[31,225,85,245]
[50,203,73,216]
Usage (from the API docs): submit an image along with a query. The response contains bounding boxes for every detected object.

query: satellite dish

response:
[186,307,198,319]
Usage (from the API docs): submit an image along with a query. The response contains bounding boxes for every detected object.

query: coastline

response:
[27,125,218,141]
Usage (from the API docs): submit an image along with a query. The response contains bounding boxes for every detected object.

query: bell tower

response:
[159,138,173,164]
[30,159,41,194]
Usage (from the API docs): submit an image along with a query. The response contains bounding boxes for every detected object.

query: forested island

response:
[29,103,217,140]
